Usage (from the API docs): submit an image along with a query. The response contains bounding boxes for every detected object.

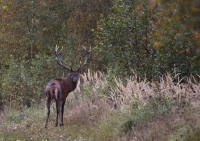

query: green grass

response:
[1,99,200,141]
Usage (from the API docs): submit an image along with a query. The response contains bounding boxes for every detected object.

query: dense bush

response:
[0,55,63,109]
[95,0,156,78]
[94,0,200,79]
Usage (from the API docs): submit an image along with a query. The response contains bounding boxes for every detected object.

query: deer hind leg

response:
[55,100,60,126]
[45,92,51,128]
[60,99,66,126]
[55,89,61,126]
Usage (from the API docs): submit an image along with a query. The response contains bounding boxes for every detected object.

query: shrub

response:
[0,55,63,109]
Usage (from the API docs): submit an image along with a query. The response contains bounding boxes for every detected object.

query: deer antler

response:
[77,45,91,71]
[55,45,71,71]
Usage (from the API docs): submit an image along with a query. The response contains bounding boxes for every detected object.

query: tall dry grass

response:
[80,70,200,111]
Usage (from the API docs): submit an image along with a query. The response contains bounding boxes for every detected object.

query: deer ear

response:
[77,69,83,74]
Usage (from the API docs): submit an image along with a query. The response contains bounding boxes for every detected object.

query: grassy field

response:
[0,71,200,141]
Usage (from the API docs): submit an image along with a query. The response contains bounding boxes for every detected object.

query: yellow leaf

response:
[2,5,8,10]
[190,6,198,14]
[154,42,163,49]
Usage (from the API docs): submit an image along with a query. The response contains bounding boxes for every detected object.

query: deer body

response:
[44,46,90,128]
[48,77,78,99]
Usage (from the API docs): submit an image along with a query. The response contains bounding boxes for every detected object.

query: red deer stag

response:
[45,45,91,128]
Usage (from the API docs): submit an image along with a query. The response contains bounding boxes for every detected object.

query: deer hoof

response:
[59,123,64,126]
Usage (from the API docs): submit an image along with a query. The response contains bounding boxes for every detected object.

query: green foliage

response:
[95,0,200,79]
[0,0,111,69]
[0,55,61,109]
[184,127,200,141]
[120,96,172,133]
[95,0,157,78]
[153,0,200,77]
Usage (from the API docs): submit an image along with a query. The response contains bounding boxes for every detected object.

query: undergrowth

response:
[0,71,200,141]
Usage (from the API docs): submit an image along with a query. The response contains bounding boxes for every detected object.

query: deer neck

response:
[65,76,77,92]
